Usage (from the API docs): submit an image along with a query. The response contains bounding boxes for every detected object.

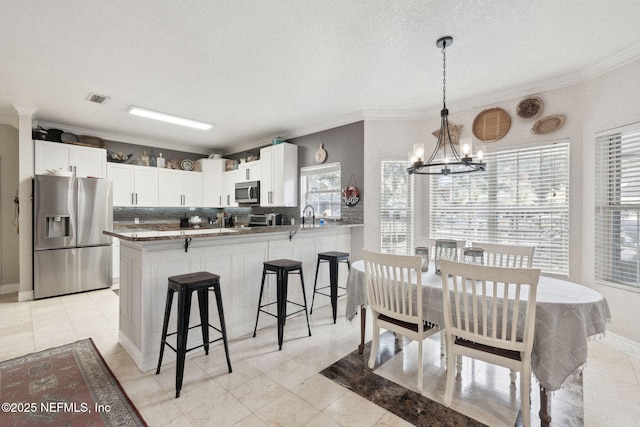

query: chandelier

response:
[407,36,486,175]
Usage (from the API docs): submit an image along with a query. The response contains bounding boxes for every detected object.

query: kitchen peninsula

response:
[105,223,360,372]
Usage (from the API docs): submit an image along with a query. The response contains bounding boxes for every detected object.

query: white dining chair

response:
[362,249,442,393]
[471,242,535,268]
[439,259,540,427]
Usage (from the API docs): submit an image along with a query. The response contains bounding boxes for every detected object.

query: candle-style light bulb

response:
[461,138,472,157]
[413,143,425,162]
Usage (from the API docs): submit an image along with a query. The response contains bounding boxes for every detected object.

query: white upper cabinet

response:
[158,168,203,207]
[237,160,262,182]
[200,158,226,207]
[35,140,106,178]
[221,169,239,207]
[107,163,159,206]
[260,143,297,207]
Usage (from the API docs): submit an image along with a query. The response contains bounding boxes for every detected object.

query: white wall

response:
[363,57,640,344]
[0,124,20,291]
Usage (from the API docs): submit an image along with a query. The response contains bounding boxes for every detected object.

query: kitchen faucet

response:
[302,205,315,226]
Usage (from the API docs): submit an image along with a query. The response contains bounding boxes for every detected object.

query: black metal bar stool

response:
[310,251,351,323]
[253,259,312,350]
[156,271,232,398]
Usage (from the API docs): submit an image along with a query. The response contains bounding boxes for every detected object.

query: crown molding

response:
[12,105,37,117]
[34,120,211,155]
[579,41,640,81]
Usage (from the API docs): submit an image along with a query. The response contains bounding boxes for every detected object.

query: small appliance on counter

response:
[266,213,282,226]
[248,213,282,227]
[180,213,189,228]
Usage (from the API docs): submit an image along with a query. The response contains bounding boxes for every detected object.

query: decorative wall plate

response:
[181,159,194,171]
[516,97,543,119]
[315,143,327,163]
[472,107,511,142]
[531,114,566,135]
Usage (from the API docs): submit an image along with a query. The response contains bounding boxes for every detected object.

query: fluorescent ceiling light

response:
[127,106,213,130]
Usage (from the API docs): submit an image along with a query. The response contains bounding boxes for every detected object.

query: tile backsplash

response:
[113,203,362,226]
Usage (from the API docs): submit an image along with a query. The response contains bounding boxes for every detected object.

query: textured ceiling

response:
[1,1,639,154]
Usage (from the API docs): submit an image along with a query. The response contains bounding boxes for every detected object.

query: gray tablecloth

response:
[345,260,611,391]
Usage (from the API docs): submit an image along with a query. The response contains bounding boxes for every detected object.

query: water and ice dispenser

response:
[45,215,71,238]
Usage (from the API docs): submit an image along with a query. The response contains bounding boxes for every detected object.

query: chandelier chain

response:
[442,40,447,109]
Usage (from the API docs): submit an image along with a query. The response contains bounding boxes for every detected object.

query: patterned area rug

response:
[0,339,146,426]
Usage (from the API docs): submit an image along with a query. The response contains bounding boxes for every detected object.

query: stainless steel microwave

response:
[235,180,260,205]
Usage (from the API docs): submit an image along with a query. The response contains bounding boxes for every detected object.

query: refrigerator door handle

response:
[135,193,138,205]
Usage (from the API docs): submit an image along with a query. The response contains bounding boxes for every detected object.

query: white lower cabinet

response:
[116,228,352,372]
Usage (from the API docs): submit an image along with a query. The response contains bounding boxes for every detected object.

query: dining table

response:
[345,259,611,426]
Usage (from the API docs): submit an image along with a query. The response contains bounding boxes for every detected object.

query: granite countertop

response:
[104,222,362,242]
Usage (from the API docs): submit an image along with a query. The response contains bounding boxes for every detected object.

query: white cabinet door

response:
[158,168,203,207]
[107,164,135,206]
[221,169,239,207]
[237,160,262,182]
[35,140,71,174]
[134,167,159,206]
[35,140,106,178]
[70,145,106,178]
[200,159,225,207]
[158,169,184,207]
[182,171,203,207]
[260,146,274,205]
[107,164,159,206]
[260,143,297,207]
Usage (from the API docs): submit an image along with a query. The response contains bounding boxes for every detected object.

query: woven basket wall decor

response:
[472,107,511,142]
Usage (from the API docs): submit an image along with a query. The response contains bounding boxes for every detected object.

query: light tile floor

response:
[0,288,636,426]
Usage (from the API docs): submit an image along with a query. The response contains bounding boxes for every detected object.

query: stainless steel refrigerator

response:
[33,175,113,299]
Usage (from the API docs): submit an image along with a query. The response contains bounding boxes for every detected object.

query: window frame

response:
[300,162,342,220]
[595,122,640,292]
[380,159,414,255]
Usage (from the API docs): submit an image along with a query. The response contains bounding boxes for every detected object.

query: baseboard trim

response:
[0,282,20,295]
[600,331,640,360]
[18,290,34,302]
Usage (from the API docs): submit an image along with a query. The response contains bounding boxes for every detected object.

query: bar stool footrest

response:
[161,323,227,355]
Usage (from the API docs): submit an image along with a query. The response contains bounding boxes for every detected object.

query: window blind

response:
[430,140,570,275]
[380,160,414,254]
[595,124,640,289]
[300,162,341,218]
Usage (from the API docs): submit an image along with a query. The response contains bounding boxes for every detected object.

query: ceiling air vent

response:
[86,93,110,104]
